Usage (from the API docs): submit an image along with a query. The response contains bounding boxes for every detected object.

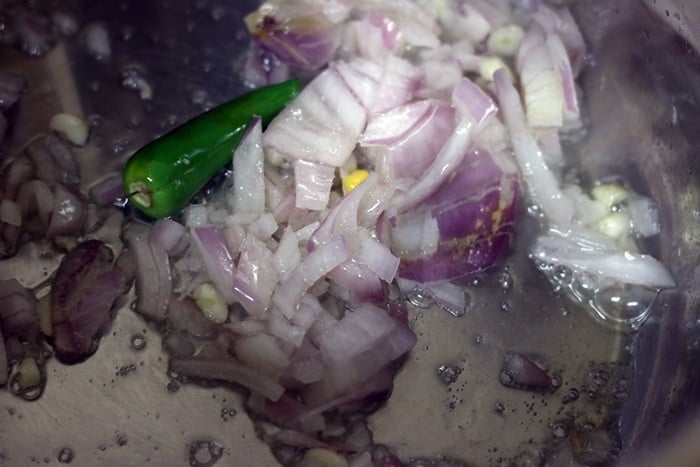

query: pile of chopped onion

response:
[0,0,678,463]
[115,0,679,452]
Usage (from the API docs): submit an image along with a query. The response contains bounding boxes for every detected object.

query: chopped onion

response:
[231,117,265,215]
[248,213,279,240]
[126,227,171,322]
[343,13,399,63]
[360,99,456,180]
[170,355,285,401]
[294,159,336,210]
[232,234,279,316]
[192,227,237,304]
[166,295,218,338]
[516,25,565,128]
[263,67,367,168]
[494,68,574,228]
[46,183,87,239]
[1,155,35,201]
[15,179,54,230]
[49,113,89,146]
[247,392,326,433]
[304,303,416,405]
[0,71,27,112]
[235,333,291,374]
[274,227,302,280]
[245,0,346,69]
[0,279,38,336]
[532,229,676,289]
[628,196,660,238]
[89,175,126,206]
[0,199,21,227]
[0,323,6,386]
[273,235,349,318]
[150,219,188,256]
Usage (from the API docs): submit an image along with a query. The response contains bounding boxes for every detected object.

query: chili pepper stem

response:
[127,181,152,208]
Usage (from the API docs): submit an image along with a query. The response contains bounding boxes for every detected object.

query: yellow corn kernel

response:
[595,212,631,240]
[487,24,525,57]
[591,184,629,210]
[342,169,370,194]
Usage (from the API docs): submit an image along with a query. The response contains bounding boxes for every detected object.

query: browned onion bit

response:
[50,240,126,364]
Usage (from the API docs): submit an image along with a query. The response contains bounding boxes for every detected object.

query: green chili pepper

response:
[122,78,301,219]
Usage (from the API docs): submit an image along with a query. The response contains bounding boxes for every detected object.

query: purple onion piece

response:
[0,223,20,258]
[0,70,27,112]
[0,279,38,337]
[46,183,87,239]
[0,114,6,143]
[170,355,285,401]
[392,149,521,283]
[26,137,65,189]
[303,304,416,407]
[0,323,7,386]
[499,353,554,391]
[26,135,80,188]
[361,100,456,180]
[247,393,325,433]
[1,155,35,201]
[13,8,56,57]
[126,229,171,322]
[245,5,343,69]
[150,219,187,257]
[88,175,126,206]
[50,240,126,363]
[43,134,80,185]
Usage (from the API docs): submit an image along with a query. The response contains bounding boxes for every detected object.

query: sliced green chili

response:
[122,78,301,219]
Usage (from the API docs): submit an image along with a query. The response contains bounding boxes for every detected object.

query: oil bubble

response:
[188,440,224,467]
[552,423,568,439]
[591,284,658,329]
[57,447,74,464]
[561,388,580,404]
[130,334,147,351]
[437,365,462,385]
[498,269,513,292]
[406,288,434,309]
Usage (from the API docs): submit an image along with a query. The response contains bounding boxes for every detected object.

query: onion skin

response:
[50,240,126,364]
[244,2,344,70]
[392,149,521,283]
